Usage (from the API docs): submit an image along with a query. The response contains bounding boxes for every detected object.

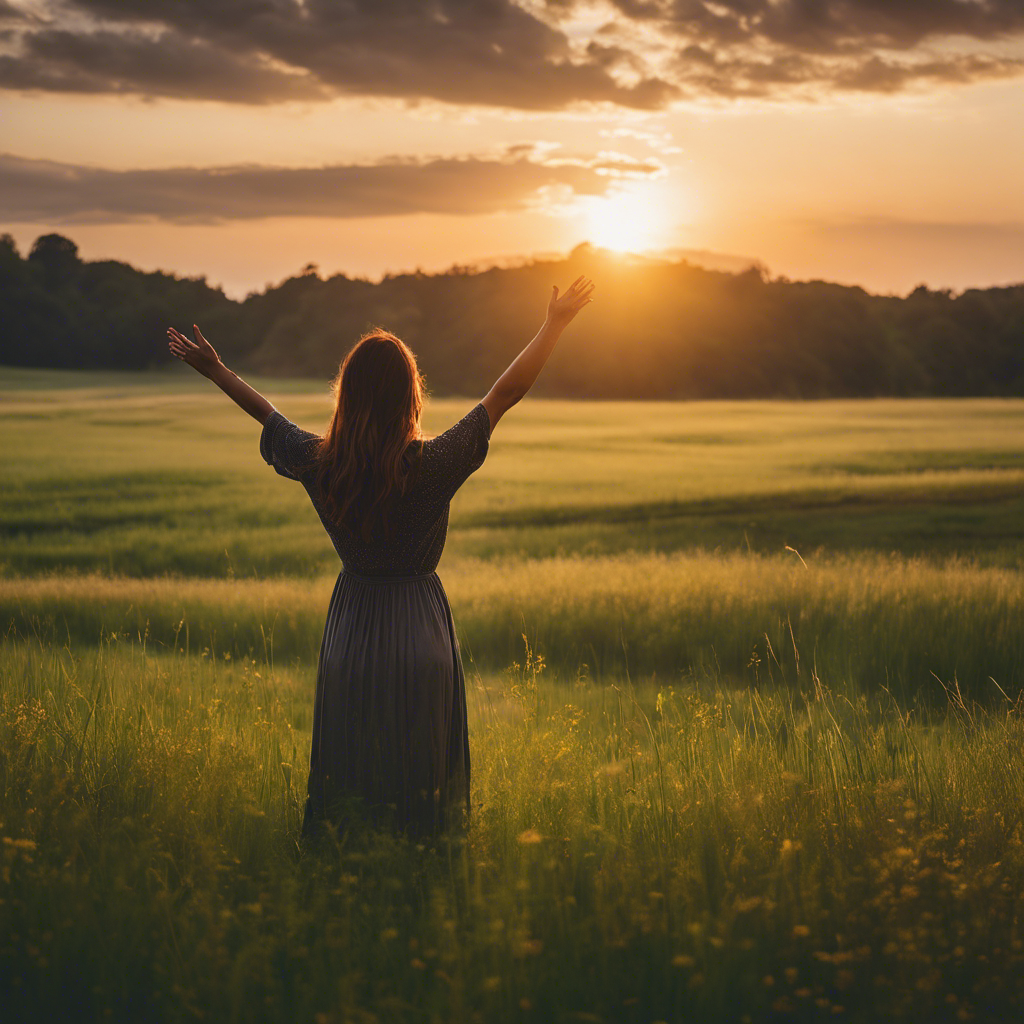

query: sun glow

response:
[582,183,679,254]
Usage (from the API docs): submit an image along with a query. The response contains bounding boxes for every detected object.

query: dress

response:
[260,403,490,836]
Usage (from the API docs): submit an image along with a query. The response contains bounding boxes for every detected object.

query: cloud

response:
[607,0,1024,96]
[0,0,1021,108]
[667,42,1023,98]
[0,28,326,103]
[610,0,1024,53]
[0,0,677,109]
[0,150,662,223]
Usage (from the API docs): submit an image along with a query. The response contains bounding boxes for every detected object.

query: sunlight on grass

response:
[2,634,1024,1021]
[3,552,1022,698]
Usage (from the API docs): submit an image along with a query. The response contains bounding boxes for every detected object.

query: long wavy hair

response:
[314,329,424,540]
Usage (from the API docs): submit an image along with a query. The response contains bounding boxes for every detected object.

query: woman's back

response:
[168,276,591,835]
[261,403,490,576]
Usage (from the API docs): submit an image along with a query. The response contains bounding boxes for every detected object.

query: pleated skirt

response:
[302,570,470,837]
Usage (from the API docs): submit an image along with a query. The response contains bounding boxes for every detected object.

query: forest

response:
[3,231,1022,398]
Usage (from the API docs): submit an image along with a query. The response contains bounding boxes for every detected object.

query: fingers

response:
[554,276,594,302]
[549,277,594,321]
[192,324,208,345]
[167,327,198,362]
[570,279,595,307]
[166,327,196,348]
[167,329,198,350]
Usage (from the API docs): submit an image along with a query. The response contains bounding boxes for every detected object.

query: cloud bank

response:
[0,149,663,223]
[0,0,1021,109]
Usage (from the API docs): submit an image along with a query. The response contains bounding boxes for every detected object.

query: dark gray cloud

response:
[0,151,662,223]
[833,52,1021,92]
[610,0,1024,53]
[0,0,677,108]
[0,27,326,102]
[669,41,1022,98]
[0,0,1020,107]
[607,0,1024,96]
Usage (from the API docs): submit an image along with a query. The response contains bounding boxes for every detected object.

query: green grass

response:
[5,367,1024,574]
[2,552,1023,700]
[3,635,1024,1023]
[5,368,1024,1021]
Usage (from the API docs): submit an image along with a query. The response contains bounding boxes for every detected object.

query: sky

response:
[1,0,1023,298]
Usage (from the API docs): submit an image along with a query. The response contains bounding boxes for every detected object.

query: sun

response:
[584,187,668,254]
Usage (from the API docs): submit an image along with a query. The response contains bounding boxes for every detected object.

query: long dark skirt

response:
[301,570,471,838]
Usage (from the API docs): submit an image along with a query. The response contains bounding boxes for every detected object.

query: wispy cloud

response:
[0,149,663,223]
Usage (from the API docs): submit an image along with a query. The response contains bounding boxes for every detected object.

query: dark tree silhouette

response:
[2,233,1022,397]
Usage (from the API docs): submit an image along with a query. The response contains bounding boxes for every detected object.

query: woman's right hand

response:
[546,276,595,327]
[167,325,223,379]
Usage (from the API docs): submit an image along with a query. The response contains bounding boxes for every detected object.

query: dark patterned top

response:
[260,403,490,577]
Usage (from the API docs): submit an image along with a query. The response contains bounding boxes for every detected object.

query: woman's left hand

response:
[167,325,223,379]
[546,276,595,327]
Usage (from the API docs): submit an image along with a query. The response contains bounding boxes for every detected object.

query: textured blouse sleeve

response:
[259,410,318,481]
[430,403,491,498]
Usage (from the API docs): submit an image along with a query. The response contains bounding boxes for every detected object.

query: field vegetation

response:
[3,368,1024,1021]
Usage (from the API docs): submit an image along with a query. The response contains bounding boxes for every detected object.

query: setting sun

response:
[583,184,677,254]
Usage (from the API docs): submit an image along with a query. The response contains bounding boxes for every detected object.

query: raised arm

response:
[481,276,594,433]
[167,325,274,424]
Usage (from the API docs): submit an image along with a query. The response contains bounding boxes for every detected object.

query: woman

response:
[167,275,594,836]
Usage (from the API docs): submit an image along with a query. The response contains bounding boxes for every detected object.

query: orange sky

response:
[2,1,1023,297]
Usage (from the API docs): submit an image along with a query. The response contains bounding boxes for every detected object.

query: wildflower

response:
[515,938,544,957]
[2,838,37,852]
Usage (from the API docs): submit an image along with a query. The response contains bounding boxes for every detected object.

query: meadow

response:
[3,367,1024,1022]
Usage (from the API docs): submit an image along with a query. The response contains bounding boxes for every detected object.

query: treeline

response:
[3,232,1023,397]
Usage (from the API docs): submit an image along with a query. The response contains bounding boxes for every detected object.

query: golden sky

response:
[2,0,1023,296]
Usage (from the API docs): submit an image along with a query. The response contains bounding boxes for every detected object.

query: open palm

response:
[167,325,221,378]
[547,276,595,326]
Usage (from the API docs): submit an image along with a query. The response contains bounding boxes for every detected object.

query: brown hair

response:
[314,329,424,540]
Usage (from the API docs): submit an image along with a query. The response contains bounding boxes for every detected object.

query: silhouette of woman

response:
[167,275,594,836]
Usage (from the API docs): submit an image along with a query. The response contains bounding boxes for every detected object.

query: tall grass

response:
[3,634,1024,1022]
[4,551,1023,699]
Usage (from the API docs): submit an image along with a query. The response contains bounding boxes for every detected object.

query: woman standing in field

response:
[166,276,594,836]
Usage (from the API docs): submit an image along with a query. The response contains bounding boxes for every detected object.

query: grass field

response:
[5,366,1024,574]
[3,367,1024,1021]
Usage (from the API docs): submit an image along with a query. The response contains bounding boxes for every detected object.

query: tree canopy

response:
[3,234,1022,398]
